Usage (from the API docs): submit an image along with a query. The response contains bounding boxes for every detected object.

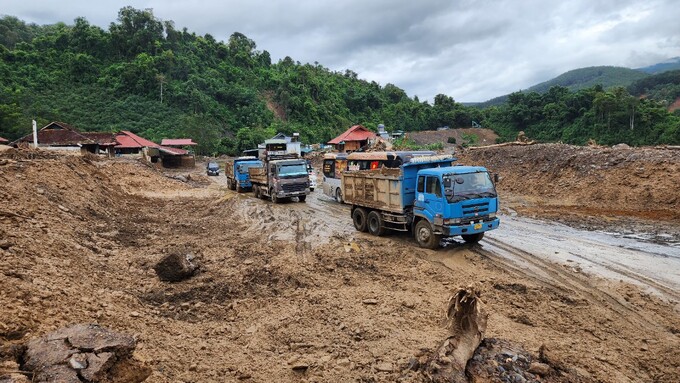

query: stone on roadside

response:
[154,250,198,282]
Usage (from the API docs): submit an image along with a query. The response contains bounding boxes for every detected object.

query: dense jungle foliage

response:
[0,7,678,154]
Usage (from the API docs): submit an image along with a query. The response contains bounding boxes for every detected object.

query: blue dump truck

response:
[225,156,263,192]
[342,155,500,249]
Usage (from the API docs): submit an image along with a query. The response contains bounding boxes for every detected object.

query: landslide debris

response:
[21,324,150,383]
[423,287,488,383]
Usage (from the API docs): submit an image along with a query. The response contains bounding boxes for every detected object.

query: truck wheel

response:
[335,188,343,203]
[367,211,386,236]
[229,179,236,190]
[253,185,260,198]
[236,185,243,193]
[298,195,307,202]
[271,189,279,204]
[462,232,484,244]
[415,220,441,249]
[352,208,368,232]
[226,179,232,189]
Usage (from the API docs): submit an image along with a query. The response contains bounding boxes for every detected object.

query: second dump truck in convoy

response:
[225,156,263,192]
[248,141,311,203]
[342,154,500,248]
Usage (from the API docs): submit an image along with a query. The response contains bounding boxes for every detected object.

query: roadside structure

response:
[11,121,115,155]
[115,131,194,168]
[0,137,8,144]
[328,125,376,153]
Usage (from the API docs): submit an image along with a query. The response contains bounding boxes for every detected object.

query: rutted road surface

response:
[279,186,680,302]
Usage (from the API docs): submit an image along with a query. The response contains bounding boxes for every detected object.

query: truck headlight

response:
[488,212,496,218]
[444,218,462,225]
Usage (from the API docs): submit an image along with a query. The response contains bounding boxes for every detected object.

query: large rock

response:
[153,250,198,282]
[21,324,150,383]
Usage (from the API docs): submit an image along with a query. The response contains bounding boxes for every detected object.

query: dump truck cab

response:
[225,156,262,192]
[413,166,500,245]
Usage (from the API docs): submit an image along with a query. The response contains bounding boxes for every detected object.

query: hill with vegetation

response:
[636,57,680,74]
[0,7,678,152]
[477,66,650,108]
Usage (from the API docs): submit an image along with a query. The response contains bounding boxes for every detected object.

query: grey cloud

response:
[0,0,677,102]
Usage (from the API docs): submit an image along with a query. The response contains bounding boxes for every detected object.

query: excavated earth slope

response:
[1,147,679,382]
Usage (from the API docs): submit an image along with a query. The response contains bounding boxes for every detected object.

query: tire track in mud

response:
[566,251,680,301]
[477,237,668,333]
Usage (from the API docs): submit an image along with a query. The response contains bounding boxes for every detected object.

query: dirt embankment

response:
[458,143,680,237]
[408,128,499,148]
[1,149,679,382]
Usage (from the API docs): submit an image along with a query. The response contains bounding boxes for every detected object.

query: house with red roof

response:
[327,125,376,152]
[11,121,117,155]
[0,136,9,144]
[115,131,194,168]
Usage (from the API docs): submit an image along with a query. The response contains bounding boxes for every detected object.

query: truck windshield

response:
[443,172,496,202]
[237,163,260,173]
[278,163,307,177]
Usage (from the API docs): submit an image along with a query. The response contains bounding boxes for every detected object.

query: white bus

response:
[322,151,437,203]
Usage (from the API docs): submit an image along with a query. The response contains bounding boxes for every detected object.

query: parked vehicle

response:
[342,154,500,249]
[322,151,435,203]
[249,143,310,203]
[224,156,262,192]
[306,161,317,191]
[206,162,220,176]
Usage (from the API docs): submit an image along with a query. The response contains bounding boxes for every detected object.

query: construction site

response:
[1,139,679,382]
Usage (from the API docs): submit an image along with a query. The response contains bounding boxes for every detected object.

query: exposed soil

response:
[457,143,680,242]
[407,128,499,149]
[1,146,679,382]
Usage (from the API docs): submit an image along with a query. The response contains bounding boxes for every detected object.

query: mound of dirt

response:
[407,128,499,148]
[1,151,679,382]
[458,143,680,237]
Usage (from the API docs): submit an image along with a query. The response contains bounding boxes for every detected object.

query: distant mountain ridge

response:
[636,57,680,74]
[475,58,680,107]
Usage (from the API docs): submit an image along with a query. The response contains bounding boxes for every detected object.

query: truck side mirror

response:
[494,173,499,183]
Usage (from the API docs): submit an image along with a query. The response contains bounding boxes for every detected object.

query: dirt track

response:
[1,146,679,382]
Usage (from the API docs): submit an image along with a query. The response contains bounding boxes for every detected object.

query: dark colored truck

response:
[249,153,310,203]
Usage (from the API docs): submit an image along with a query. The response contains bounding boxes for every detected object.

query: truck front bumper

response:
[441,218,500,236]
[277,188,310,197]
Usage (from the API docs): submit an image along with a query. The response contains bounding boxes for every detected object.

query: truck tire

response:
[229,179,236,190]
[462,232,484,244]
[271,189,279,204]
[236,185,243,193]
[415,220,441,249]
[352,208,368,232]
[367,211,386,236]
[226,178,232,189]
[253,185,260,198]
[335,188,343,203]
[298,195,307,202]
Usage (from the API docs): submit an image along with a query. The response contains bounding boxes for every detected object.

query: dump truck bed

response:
[342,168,406,214]
[248,166,267,185]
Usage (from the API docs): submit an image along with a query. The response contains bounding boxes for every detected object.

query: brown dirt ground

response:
[407,128,499,149]
[457,143,680,241]
[1,147,679,382]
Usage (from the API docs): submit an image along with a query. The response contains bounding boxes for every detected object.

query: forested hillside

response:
[477,66,649,108]
[0,7,481,154]
[0,7,678,152]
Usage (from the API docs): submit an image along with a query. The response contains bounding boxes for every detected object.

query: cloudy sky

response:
[1,0,678,102]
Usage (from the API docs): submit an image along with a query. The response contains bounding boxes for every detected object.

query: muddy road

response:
[2,152,679,383]
[264,185,680,302]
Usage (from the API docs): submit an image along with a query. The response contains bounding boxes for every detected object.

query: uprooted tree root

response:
[423,287,488,383]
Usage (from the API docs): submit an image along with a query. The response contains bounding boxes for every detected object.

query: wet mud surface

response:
[1,147,679,382]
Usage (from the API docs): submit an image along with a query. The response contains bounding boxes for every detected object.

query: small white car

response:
[307,162,317,191]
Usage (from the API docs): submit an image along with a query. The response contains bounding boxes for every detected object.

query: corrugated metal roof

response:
[161,138,197,146]
[0,137,8,143]
[158,146,189,155]
[114,131,159,149]
[328,125,376,145]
